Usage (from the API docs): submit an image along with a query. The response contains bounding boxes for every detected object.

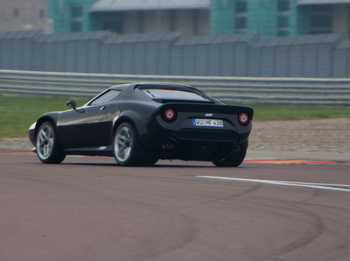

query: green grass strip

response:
[0,95,89,137]
[0,95,349,138]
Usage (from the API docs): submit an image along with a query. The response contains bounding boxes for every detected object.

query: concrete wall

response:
[122,10,208,36]
[333,5,350,37]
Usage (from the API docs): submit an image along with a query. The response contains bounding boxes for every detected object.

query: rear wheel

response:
[36,122,66,164]
[113,123,152,166]
[212,142,248,167]
[143,156,159,166]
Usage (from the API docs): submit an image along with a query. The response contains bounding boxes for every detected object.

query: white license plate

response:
[192,119,224,127]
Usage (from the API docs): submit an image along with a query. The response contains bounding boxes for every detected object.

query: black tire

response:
[36,122,66,164]
[212,142,248,167]
[113,122,148,166]
[143,156,159,166]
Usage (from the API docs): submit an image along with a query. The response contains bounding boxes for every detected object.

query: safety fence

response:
[0,70,350,106]
[2,31,350,78]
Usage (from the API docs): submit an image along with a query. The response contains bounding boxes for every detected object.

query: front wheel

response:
[36,122,66,164]
[212,142,248,167]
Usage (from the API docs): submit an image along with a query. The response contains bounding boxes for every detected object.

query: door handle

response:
[100,106,106,111]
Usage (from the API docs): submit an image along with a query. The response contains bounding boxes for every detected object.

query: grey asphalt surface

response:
[1,152,350,261]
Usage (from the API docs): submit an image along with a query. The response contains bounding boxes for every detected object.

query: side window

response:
[90,90,121,106]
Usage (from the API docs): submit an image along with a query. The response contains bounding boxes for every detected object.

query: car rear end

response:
[143,102,253,161]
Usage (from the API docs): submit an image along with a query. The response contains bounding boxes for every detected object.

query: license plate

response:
[192,119,224,127]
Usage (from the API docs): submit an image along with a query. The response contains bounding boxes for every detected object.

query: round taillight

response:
[164,109,176,121]
[238,113,249,125]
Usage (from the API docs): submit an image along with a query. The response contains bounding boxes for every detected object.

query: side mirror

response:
[66,100,77,110]
[66,100,85,113]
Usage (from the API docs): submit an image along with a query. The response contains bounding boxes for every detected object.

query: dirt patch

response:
[0,137,33,150]
[249,118,350,154]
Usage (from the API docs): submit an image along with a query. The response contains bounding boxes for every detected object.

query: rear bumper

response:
[140,123,250,161]
[154,139,239,161]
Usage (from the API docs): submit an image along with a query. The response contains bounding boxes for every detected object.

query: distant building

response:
[4,0,348,38]
[210,0,350,37]
[49,0,209,36]
[0,0,47,32]
[47,0,96,33]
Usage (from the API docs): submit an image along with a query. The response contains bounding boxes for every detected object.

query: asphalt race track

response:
[1,152,350,261]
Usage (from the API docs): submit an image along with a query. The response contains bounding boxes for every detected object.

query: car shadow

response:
[61,162,216,168]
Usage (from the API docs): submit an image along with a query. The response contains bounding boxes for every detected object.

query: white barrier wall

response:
[1,70,349,105]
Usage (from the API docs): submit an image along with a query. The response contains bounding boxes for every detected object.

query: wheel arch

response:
[112,112,143,138]
[34,114,58,141]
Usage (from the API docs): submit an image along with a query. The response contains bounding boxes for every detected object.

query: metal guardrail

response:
[1,70,350,105]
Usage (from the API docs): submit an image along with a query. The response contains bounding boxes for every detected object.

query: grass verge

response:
[0,95,349,138]
[0,95,89,138]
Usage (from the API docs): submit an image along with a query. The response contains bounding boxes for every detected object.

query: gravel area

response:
[0,137,33,151]
[1,118,349,160]
[249,118,350,154]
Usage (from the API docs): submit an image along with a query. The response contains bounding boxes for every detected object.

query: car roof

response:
[104,82,220,104]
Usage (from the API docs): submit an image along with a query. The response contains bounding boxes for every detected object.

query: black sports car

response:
[29,83,253,167]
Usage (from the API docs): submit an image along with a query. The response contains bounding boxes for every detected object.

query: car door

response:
[58,90,121,148]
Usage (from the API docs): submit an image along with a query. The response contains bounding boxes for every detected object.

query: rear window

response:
[142,88,211,102]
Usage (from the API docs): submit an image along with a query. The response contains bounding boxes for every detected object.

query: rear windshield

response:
[142,88,212,102]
